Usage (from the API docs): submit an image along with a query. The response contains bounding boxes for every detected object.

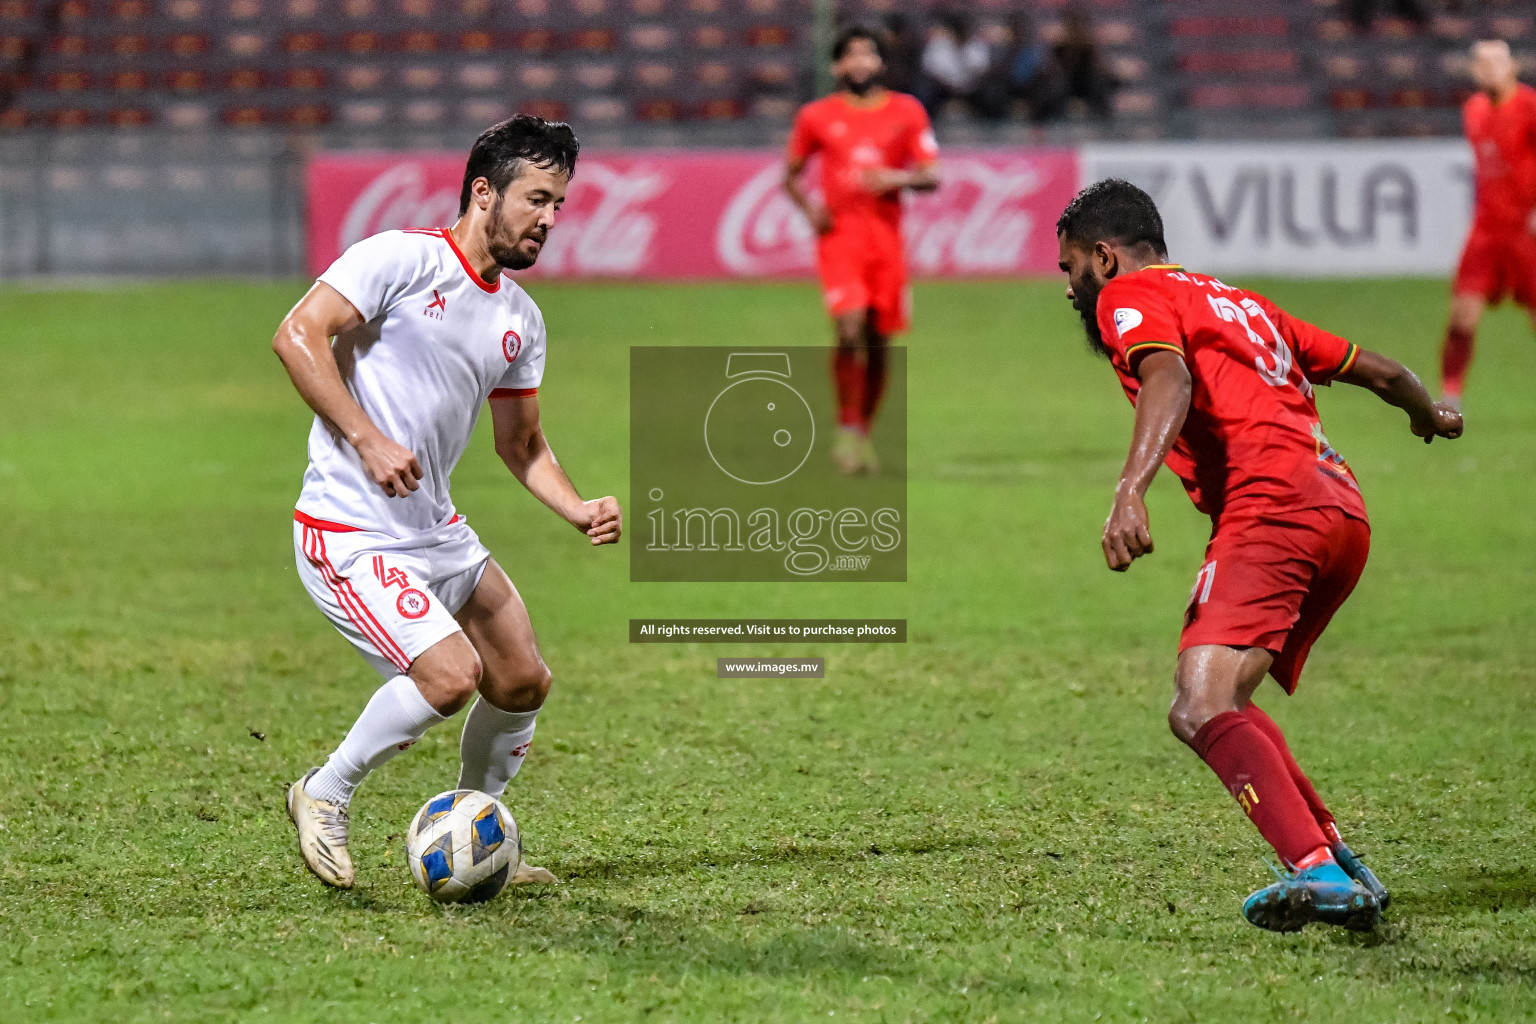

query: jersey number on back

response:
[1206,295,1300,391]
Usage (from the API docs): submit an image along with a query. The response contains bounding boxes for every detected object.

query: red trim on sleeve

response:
[489,387,537,399]
[438,227,501,293]
[295,509,365,532]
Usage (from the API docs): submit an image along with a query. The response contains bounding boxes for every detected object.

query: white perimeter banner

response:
[1079,141,1474,277]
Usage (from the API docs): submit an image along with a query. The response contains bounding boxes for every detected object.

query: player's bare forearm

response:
[783,157,831,234]
[1118,352,1192,498]
[491,397,622,544]
[904,164,940,193]
[1338,348,1464,444]
[273,282,423,496]
[1104,350,1191,571]
[861,165,940,195]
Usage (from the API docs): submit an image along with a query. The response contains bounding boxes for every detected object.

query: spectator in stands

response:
[1032,5,1117,122]
[1346,0,1427,33]
[997,10,1061,122]
[918,10,1005,120]
[880,13,924,97]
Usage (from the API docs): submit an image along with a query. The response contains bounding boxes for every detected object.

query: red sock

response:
[1241,703,1336,837]
[1190,711,1330,868]
[1440,326,1474,398]
[861,346,889,428]
[832,348,865,429]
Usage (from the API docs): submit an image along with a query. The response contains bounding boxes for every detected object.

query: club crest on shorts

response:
[396,588,430,619]
[502,329,522,363]
[1113,308,1143,337]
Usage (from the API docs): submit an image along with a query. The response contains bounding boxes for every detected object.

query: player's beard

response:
[487,193,545,271]
[1073,276,1109,358]
[839,71,879,97]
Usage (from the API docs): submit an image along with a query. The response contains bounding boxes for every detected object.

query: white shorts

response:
[294,514,491,679]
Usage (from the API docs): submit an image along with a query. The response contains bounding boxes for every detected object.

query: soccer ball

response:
[405,789,521,904]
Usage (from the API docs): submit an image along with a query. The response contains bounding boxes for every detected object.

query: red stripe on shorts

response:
[304,526,413,672]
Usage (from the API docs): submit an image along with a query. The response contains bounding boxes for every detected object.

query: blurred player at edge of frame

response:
[1057,179,1463,933]
[270,115,622,890]
[1441,38,1536,408]
[783,24,940,474]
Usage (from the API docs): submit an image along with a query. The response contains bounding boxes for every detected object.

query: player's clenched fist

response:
[355,432,423,497]
[580,496,622,546]
[1102,489,1154,572]
[1410,402,1464,444]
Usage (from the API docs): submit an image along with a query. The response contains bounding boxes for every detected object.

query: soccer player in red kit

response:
[1441,39,1536,406]
[1057,180,1464,932]
[784,25,939,474]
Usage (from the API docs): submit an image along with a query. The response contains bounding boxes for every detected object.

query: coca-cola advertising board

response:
[305,149,1080,279]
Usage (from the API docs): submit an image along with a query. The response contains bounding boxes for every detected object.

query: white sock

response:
[457,699,540,799]
[306,674,447,807]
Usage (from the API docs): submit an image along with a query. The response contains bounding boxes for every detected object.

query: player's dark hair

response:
[1056,178,1168,259]
[458,114,579,216]
[832,23,886,62]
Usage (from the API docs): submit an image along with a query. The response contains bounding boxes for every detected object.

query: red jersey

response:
[786,91,937,230]
[1464,84,1536,231]
[1096,265,1368,523]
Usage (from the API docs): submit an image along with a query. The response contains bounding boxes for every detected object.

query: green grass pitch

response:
[2,275,1534,1022]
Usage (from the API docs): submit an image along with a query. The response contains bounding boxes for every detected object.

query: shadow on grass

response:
[1403,866,1536,918]
[555,834,996,883]
[433,892,922,983]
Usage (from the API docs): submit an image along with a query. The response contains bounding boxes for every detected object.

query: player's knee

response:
[834,316,865,348]
[416,647,482,714]
[528,662,553,704]
[1449,300,1482,335]
[1167,693,1213,747]
[513,660,553,707]
[484,660,551,712]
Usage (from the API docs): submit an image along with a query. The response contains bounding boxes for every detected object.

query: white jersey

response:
[295,227,546,537]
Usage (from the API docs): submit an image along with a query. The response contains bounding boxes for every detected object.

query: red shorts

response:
[1179,506,1370,694]
[817,218,909,335]
[1454,225,1536,307]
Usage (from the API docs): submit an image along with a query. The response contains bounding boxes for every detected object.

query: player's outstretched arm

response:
[489,394,621,546]
[272,281,424,497]
[1103,350,1192,572]
[1337,348,1464,444]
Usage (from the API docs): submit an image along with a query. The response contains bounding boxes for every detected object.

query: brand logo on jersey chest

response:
[502,329,522,362]
[424,289,447,319]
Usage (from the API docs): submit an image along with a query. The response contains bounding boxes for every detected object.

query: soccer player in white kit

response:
[271,116,621,890]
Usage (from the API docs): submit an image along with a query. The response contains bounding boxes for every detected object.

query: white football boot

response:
[858,434,880,475]
[510,860,558,885]
[832,426,865,475]
[287,768,355,889]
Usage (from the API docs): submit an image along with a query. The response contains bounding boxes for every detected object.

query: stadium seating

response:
[0,0,1516,135]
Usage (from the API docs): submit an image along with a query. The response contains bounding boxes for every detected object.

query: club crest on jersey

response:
[424,290,447,319]
[396,588,430,619]
[1113,308,1143,337]
[502,329,522,363]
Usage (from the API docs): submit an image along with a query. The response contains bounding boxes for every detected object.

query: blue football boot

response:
[1332,842,1391,910]
[1242,860,1380,933]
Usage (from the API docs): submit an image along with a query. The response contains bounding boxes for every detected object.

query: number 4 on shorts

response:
[372,555,410,590]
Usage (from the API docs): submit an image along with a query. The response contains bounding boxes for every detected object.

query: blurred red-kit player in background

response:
[784,24,940,474]
[1442,39,1536,406]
